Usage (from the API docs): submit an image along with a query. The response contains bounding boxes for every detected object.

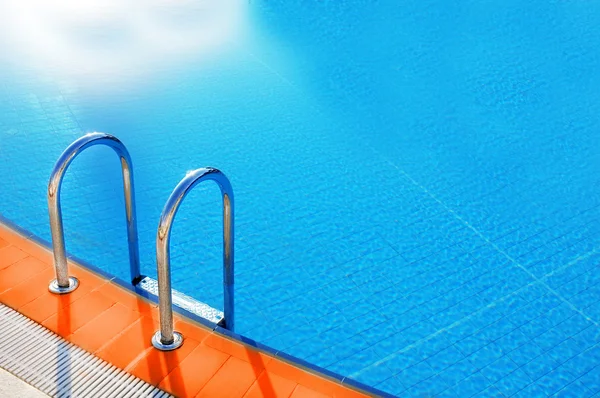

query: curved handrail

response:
[152,167,234,351]
[48,133,140,294]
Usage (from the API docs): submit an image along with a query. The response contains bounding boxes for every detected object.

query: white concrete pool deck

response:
[0,367,49,398]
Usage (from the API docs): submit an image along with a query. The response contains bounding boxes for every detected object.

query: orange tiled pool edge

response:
[0,220,372,398]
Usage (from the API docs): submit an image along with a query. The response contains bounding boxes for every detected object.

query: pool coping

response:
[0,214,394,398]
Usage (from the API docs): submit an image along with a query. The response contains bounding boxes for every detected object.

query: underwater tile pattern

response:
[1,0,600,396]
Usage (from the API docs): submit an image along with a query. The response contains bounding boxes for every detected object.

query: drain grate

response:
[0,303,172,398]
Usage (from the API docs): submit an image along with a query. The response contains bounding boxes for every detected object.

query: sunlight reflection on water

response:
[0,0,248,86]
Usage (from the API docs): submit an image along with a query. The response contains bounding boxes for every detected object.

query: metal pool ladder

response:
[47,132,140,294]
[47,134,235,351]
[149,168,235,351]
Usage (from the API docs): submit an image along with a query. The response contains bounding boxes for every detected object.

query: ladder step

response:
[136,277,224,325]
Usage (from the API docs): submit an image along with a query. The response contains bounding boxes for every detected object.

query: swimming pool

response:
[1,0,600,396]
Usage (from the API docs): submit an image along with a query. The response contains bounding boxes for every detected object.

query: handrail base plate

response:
[151,330,183,351]
[48,277,79,294]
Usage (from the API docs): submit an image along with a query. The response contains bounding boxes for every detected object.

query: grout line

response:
[2,263,50,310]
[93,309,147,355]
[0,302,170,398]
[353,272,539,376]
[350,144,600,382]
[67,301,120,340]
[124,346,154,373]
[240,368,266,398]
[538,247,600,281]
[371,145,600,329]
[355,255,599,389]
[1,222,380,396]
[244,50,299,90]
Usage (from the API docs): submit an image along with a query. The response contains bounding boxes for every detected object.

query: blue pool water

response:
[1,1,600,396]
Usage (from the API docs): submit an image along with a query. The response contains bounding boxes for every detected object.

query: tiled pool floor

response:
[1,1,600,396]
[1,73,600,397]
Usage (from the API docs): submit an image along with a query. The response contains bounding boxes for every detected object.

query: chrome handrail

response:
[152,167,234,351]
[48,133,140,294]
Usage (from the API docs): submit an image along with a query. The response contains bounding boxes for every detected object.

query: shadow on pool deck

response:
[0,221,373,397]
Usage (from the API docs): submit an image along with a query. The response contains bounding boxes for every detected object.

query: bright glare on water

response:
[0,1,599,396]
